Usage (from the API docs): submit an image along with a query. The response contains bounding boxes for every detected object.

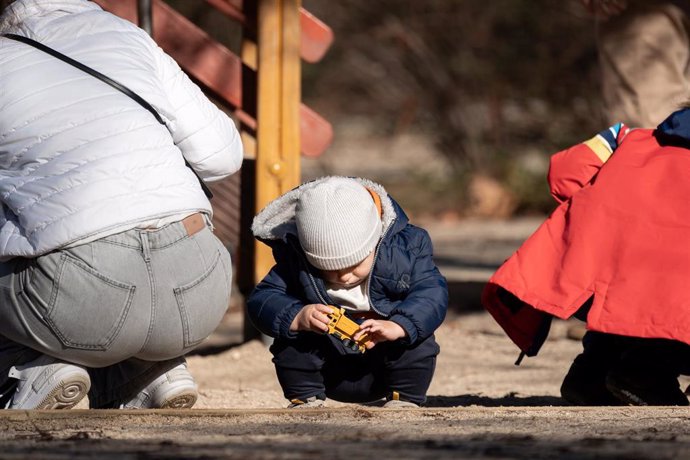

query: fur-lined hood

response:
[251,176,399,243]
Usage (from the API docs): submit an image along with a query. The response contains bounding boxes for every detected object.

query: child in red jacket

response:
[483,109,690,406]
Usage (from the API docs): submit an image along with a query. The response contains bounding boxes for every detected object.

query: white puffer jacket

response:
[0,0,243,259]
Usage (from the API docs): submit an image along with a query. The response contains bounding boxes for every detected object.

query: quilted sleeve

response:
[155,47,243,182]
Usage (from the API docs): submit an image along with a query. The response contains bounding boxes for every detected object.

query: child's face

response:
[321,252,375,288]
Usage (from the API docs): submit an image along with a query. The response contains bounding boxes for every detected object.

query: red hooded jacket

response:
[483,109,690,357]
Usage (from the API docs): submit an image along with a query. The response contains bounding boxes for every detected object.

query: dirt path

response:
[1,406,689,459]
[2,311,690,459]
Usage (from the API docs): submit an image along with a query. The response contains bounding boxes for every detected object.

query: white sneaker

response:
[6,355,90,410]
[121,363,197,409]
[383,399,419,408]
[384,391,419,408]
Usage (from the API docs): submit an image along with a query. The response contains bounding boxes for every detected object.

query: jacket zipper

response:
[289,239,330,305]
[366,217,395,316]
[308,270,329,305]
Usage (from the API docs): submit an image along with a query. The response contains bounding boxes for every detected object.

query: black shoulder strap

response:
[4,33,165,125]
[2,33,213,199]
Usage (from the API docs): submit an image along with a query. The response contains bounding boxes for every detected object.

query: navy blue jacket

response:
[247,178,448,346]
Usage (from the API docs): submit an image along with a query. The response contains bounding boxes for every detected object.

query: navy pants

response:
[580,331,690,377]
[270,333,439,405]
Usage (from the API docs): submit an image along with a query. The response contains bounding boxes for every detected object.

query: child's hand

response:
[354,319,407,349]
[290,304,332,333]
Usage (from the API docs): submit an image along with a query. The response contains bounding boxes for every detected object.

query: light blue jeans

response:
[0,218,232,408]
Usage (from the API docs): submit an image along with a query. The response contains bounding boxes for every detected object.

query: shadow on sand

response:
[426,393,569,407]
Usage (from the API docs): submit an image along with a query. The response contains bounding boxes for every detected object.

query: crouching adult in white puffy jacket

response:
[0,0,243,409]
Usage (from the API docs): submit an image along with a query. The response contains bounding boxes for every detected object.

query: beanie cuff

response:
[305,220,382,271]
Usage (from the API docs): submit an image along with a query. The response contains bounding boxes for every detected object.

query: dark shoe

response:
[560,355,622,406]
[287,396,326,409]
[560,331,633,406]
[605,367,689,406]
[604,338,690,406]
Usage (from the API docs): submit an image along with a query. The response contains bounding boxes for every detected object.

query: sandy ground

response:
[2,310,690,459]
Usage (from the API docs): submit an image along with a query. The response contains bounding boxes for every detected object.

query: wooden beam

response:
[253,0,302,282]
[280,0,301,190]
[92,0,332,157]
[204,0,333,63]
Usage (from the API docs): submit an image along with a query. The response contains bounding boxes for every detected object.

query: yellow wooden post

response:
[254,0,301,283]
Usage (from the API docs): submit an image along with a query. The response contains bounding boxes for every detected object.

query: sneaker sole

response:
[606,384,647,406]
[33,375,90,410]
[560,382,622,406]
[383,400,419,409]
[288,401,325,409]
[159,390,197,409]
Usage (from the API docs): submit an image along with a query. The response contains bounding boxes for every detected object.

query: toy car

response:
[326,306,370,353]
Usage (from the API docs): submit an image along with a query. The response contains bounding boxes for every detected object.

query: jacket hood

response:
[252,176,399,243]
[0,0,100,34]
[656,108,690,145]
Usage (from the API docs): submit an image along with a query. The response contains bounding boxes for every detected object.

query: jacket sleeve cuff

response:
[584,122,629,163]
[276,303,303,339]
[389,314,418,345]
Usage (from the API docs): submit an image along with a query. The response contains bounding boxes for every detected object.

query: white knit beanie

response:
[295,178,382,271]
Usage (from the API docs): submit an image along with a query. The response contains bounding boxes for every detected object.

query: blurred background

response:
[301,0,602,221]
[165,0,603,222]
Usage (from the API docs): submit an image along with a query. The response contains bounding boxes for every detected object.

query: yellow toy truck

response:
[326,306,370,353]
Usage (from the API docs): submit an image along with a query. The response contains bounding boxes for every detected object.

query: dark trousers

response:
[580,330,690,378]
[574,296,690,377]
[270,333,440,405]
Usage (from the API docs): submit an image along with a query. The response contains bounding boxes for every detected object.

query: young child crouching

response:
[247,176,448,408]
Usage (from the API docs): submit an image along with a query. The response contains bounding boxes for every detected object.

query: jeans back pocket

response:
[174,250,230,348]
[44,254,135,350]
